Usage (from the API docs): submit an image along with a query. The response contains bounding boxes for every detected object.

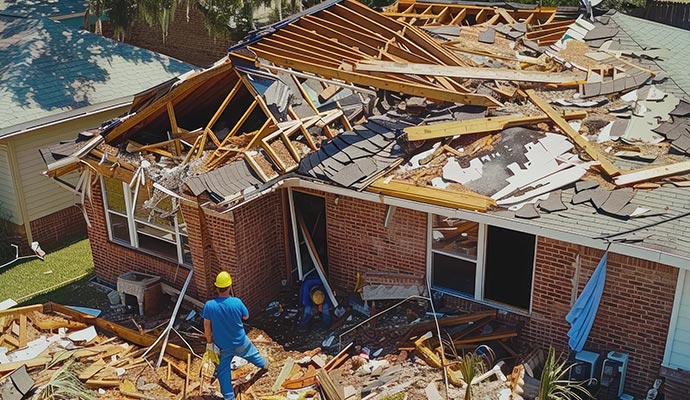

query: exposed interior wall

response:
[525,237,678,397]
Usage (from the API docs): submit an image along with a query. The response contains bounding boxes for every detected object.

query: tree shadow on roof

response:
[0,13,191,114]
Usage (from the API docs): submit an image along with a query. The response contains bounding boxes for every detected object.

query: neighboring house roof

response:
[610,12,690,98]
[0,13,195,138]
[0,0,87,18]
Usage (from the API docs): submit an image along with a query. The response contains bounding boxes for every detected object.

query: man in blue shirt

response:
[202,271,267,400]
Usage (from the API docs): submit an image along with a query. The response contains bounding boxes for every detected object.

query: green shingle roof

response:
[0,13,194,137]
[0,0,87,18]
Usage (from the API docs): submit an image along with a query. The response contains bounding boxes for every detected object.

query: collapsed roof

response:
[42,0,690,263]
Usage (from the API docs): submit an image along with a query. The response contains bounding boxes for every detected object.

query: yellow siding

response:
[13,106,129,222]
[0,143,20,224]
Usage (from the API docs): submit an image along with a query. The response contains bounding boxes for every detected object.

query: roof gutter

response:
[0,97,132,141]
[274,177,690,271]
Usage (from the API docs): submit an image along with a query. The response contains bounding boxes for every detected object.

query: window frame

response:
[426,213,536,315]
[101,176,192,268]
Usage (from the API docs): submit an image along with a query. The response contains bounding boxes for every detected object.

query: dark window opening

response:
[432,252,476,296]
[293,191,328,277]
[483,226,535,310]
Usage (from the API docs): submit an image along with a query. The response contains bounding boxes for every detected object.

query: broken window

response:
[101,176,192,267]
[429,214,536,312]
[431,216,479,296]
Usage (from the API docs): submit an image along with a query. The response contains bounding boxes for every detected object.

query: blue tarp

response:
[566,251,608,352]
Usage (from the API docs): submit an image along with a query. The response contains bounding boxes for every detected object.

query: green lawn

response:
[0,239,94,303]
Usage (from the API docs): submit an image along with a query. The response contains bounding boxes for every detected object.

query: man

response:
[202,271,267,400]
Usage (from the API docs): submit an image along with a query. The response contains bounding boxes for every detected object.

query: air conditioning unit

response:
[569,350,602,383]
[601,351,629,399]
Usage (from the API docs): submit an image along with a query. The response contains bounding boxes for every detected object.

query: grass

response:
[0,239,94,303]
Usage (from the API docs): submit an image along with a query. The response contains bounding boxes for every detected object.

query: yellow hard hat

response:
[215,271,233,288]
[311,288,325,305]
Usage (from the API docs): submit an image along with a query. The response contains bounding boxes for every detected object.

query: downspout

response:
[6,139,33,247]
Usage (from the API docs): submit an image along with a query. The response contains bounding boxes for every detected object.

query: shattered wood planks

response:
[404,111,587,141]
[355,60,586,84]
[368,178,496,211]
[525,90,620,177]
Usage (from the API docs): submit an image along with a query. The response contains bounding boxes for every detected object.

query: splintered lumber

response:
[0,356,51,373]
[355,61,586,84]
[85,379,121,388]
[368,179,496,211]
[525,90,620,177]
[316,369,345,400]
[79,359,107,380]
[248,48,502,107]
[18,314,27,347]
[404,110,587,141]
[45,303,189,360]
[272,358,295,392]
[614,161,690,186]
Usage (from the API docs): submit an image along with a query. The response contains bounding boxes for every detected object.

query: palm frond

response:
[37,360,98,400]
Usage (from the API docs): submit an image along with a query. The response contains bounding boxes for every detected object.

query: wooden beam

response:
[250,47,502,107]
[355,60,586,84]
[614,161,690,186]
[0,304,43,318]
[367,178,496,211]
[18,314,27,347]
[404,110,587,141]
[526,89,619,177]
[105,60,233,143]
[45,303,190,360]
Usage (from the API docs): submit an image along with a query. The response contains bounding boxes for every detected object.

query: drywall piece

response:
[646,86,666,101]
[403,143,440,171]
[515,203,540,219]
[609,104,632,113]
[553,98,608,108]
[623,93,680,144]
[491,133,574,201]
[597,121,613,143]
[614,151,657,162]
[538,190,567,212]
[442,157,484,185]
[620,89,638,103]
[478,28,496,44]
[497,163,591,206]
[0,299,17,311]
[431,177,450,189]
[69,326,98,342]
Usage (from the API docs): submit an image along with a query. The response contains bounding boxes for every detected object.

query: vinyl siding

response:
[13,106,129,222]
[0,143,20,224]
[670,272,690,370]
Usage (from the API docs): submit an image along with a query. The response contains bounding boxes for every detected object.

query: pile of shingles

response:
[0,303,200,400]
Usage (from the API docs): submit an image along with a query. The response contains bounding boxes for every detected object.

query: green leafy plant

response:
[457,352,488,400]
[538,347,592,400]
[37,361,98,400]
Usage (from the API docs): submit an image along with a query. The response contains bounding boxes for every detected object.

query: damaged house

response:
[41,0,690,397]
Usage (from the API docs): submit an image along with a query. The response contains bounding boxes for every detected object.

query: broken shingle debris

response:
[538,190,567,213]
[575,180,599,192]
[478,28,496,44]
[515,203,540,219]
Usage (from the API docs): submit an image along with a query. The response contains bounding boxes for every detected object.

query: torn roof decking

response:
[245,0,502,107]
[383,0,559,26]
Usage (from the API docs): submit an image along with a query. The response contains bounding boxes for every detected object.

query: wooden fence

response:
[645,1,690,30]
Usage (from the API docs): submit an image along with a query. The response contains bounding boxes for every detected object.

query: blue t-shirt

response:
[201,296,249,350]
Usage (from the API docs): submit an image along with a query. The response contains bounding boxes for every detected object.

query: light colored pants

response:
[218,337,267,400]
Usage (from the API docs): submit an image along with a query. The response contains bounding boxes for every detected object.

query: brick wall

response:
[87,181,193,295]
[233,193,286,314]
[180,192,286,314]
[525,237,678,397]
[29,205,86,251]
[124,4,231,66]
[323,193,428,291]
